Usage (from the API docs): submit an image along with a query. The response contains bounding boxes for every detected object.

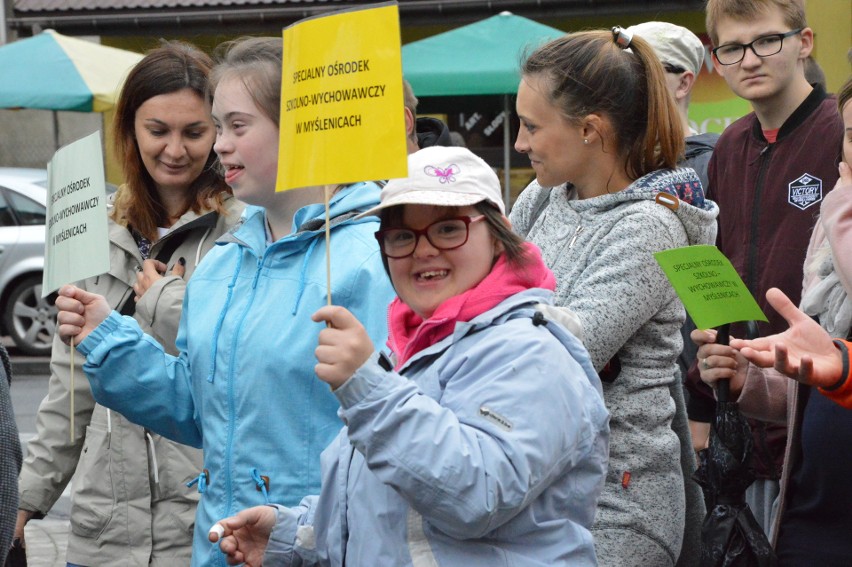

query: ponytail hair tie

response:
[611,26,633,49]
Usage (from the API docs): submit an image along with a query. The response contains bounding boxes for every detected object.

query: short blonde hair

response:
[705,0,806,47]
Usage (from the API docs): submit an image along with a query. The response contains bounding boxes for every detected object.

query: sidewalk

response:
[23,518,70,567]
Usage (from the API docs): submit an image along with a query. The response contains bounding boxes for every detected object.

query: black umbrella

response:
[692,325,777,567]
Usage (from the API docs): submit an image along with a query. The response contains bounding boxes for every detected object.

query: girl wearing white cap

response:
[511,27,719,566]
[208,145,610,566]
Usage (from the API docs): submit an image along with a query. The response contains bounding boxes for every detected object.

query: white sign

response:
[43,131,110,296]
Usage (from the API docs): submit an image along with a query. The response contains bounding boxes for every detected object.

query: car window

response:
[0,192,14,227]
[5,190,46,226]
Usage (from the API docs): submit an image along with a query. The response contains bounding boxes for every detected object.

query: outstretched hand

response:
[729,288,844,388]
[311,306,374,390]
[208,506,277,566]
[55,285,112,346]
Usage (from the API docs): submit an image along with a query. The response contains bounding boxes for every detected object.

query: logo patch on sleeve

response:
[788,173,823,210]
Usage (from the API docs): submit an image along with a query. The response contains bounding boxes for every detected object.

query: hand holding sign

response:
[656,245,768,399]
[55,284,112,346]
[691,327,749,396]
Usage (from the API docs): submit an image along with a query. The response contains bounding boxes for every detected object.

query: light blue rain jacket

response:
[79,182,396,567]
[263,288,610,566]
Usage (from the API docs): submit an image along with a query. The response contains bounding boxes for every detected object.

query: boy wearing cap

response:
[627,21,720,192]
[688,0,843,540]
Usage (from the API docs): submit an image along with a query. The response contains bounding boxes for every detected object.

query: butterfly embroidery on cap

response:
[424,164,460,184]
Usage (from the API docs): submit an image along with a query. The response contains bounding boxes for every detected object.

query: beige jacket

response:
[19,194,243,566]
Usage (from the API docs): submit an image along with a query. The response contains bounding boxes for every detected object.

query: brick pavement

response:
[22,518,70,567]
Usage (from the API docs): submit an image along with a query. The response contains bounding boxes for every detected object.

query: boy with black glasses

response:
[685,0,843,550]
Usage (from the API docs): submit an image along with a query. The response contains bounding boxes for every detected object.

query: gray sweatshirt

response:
[510,168,718,566]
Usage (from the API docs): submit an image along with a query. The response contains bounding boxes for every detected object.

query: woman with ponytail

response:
[510,27,719,566]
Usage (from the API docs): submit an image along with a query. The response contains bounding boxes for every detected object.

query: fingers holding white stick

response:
[55,284,112,345]
[208,523,225,542]
[208,507,276,567]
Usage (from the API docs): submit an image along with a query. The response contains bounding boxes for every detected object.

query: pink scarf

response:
[387,242,555,370]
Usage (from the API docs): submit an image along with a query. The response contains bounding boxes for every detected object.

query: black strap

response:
[118,230,192,317]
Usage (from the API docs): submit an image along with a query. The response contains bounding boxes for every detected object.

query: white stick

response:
[209,523,225,540]
[70,336,75,444]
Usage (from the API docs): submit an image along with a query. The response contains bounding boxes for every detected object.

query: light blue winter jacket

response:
[78,182,396,567]
[263,288,610,566]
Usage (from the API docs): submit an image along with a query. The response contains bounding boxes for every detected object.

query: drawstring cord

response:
[195,226,213,267]
[187,469,208,493]
[250,468,270,504]
[145,432,159,484]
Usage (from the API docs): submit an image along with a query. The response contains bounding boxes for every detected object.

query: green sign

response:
[654,245,767,330]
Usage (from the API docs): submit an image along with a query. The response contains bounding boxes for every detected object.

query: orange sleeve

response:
[818,340,852,409]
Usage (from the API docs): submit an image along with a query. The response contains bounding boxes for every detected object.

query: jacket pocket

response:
[152,434,203,502]
[70,425,114,538]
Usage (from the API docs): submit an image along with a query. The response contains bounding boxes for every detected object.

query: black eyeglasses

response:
[375,215,485,259]
[712,28,803,65]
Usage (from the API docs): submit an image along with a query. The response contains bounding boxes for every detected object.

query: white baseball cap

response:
[358,146,505,218]
[627,21,705,77]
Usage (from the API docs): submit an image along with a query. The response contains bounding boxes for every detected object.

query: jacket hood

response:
[685,133,720,159]
[222,181,382,251]
[293,181,382,231]
[571,167,718,247]
[416,117,452,148]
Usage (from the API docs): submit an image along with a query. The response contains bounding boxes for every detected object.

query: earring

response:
[583,139,589,145]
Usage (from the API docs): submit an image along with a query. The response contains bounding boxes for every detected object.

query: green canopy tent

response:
[402,12,565,206]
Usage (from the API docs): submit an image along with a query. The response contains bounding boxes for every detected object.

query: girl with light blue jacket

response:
[51,38,396,567]
[206,146,610,566]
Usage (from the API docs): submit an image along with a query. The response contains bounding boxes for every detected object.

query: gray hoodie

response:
[510,168,718,566]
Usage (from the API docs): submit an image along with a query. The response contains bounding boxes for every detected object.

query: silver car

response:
[0,167,56,356]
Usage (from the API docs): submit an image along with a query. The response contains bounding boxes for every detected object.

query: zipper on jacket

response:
[223,253,265,518]
[747,145,773,294]
[568,225,584,249]
[251,257,263,289]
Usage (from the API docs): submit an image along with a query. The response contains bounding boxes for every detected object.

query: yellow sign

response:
[278,2,407,191]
